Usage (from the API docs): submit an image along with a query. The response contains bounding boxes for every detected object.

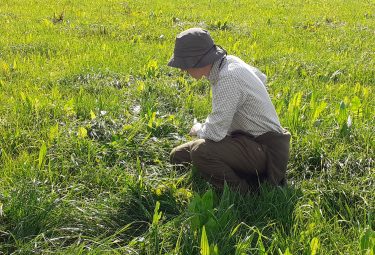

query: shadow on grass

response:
[107,173,189,245]
[175,167,304,254]
[189,165,303,236]
[240,184,303,233]
[43,165,302,254]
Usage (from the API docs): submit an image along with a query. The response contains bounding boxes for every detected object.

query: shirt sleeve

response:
[197,75,242,142]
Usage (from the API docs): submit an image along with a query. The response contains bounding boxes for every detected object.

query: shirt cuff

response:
[196,124,205,139]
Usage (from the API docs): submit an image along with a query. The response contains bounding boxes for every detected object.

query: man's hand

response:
[189,119,202,137]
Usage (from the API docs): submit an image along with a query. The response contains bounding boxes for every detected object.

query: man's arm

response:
[196,75,242,142]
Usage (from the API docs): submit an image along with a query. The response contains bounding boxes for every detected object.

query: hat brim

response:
[168,45,226,69]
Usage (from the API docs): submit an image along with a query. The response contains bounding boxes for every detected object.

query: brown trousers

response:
[170,131,291,193]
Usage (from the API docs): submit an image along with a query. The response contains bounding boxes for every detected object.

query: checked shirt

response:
[196,55,283,142]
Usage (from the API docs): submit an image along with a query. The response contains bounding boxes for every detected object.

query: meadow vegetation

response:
[0,0,374,254]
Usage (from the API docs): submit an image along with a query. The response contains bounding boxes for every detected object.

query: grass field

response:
[0,0,374,254]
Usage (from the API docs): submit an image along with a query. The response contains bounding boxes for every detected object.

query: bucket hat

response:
[168,28,226,69]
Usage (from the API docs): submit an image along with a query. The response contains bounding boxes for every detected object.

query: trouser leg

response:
[191,136,266,193]
[170,140,197,165]
[170,135,267,193]
[170,139,249,192]
[191,140,250,193]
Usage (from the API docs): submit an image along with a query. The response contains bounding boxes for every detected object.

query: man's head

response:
[168,28,226,79]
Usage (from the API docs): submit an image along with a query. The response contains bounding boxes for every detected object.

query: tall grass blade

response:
[200,225,210,255]
[38,142,47,170]
[310,237,320,255]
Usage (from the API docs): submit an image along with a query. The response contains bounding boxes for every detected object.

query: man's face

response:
[181,67,205,80]
[181,64,212,80]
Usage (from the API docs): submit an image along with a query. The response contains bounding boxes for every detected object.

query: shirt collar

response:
[208,56,225,85]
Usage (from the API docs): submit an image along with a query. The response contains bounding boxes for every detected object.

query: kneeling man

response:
[168,28,291,193]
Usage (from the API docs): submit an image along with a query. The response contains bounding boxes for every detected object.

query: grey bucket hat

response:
[168,28,226,69]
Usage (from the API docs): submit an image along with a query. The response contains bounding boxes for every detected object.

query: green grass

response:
[0,0,374,254]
